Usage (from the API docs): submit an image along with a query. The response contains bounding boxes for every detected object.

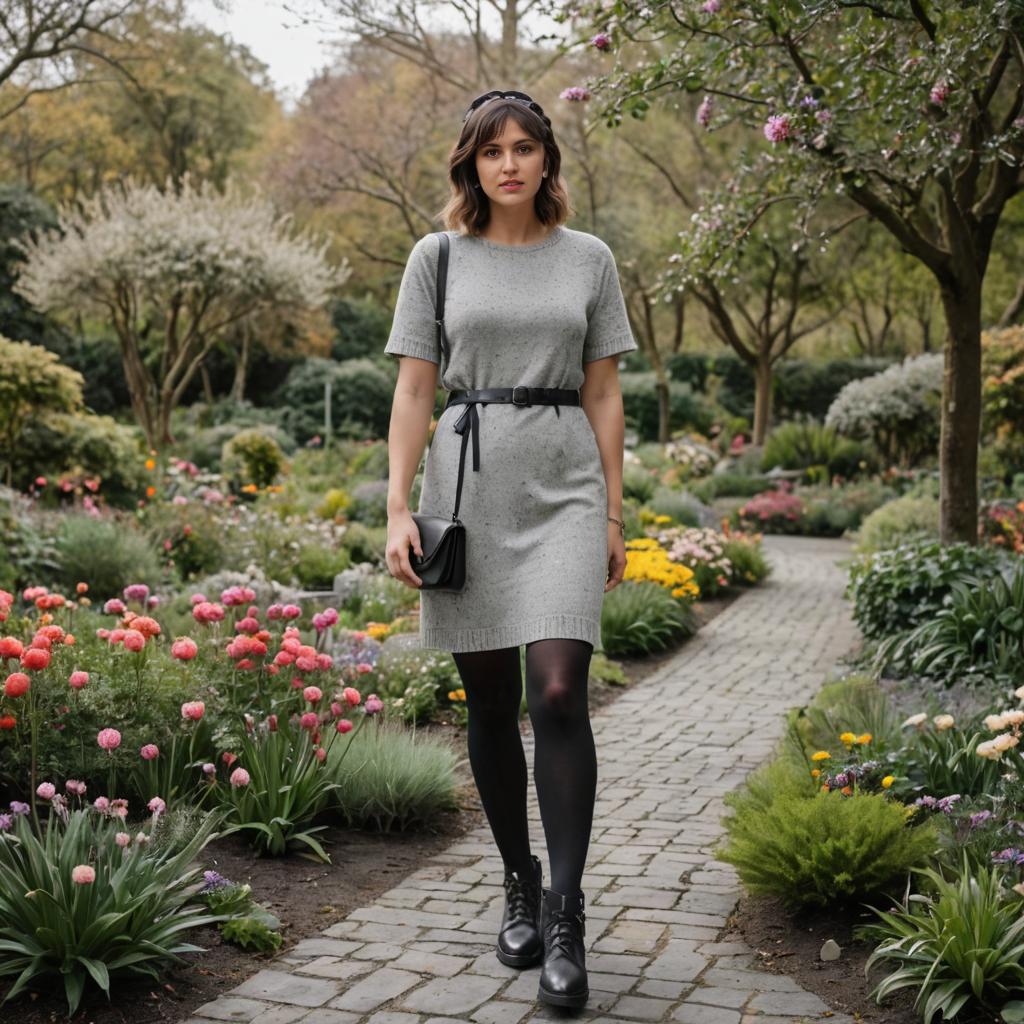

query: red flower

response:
[4,672,30,698]
[20,647,50,671]
[0,637,24,660]
[0,715,16,729]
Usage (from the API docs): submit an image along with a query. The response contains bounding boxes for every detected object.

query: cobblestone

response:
[186,538,858,1024]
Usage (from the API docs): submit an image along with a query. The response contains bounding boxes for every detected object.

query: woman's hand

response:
[604,522,626,592]
[385,511,424,589]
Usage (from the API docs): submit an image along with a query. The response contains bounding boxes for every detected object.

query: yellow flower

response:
[654,514,672,524]
[144,458,156,471]
[811,750,831,762]
[839,731,856,746]
[810,768,821,778]
[241,483,259,494]
[855,733,872,745]
[364,622,390,640]
[881,775,895,789]
[447,689,466,702]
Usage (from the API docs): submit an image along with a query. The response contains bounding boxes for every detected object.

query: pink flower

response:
[19,647,50,671]
[697,95,713,129]
[122,628,146,652]
[36,782,56,800]
[702,0,720,11]
[356,662,373,674]
[267,714,278,731]
[147,796,166,815]
[123,583,150,603]
[202,762,216,775]
[69,670,89,690]
[591,31,611,50]
[364,694,384,716]
[97,727,122,751]
[71,864,96,884]
[267,604,284,620]
[110,798,128,819]
[171,636,198,660]
[229,767,250,787]
[316,654,333,671]
[312,607,338,632]
[343,687,362,706]
[763,114,793,143]
[94,796,110,812]
[295,655,317,673]
[192,601,225,624]
[222,751,237,768]
[181,700,205,721]
[115,832,131,847]
[140,743,160,760]
[0,637,24,659]
[930,80,949,106]
[330,701,343,719]
[300,712,319,730]
[103,598,126,615]
[274,650,295,667]
[65,779,87,796]
[4,672,29,698]
[336,719,353,734]
[315,746,327,763]
[560,86,591,102]
[236,616,260,635]
[303,686,323,704]
[282,604,302,620]
[190,593,208,605]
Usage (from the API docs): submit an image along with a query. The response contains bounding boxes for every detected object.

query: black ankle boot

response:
[537,886,589,1008]
[496,854,544,967]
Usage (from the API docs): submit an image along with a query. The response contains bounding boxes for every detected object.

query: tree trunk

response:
[752,358,773,446]
[937,284,983,544]
[655,372,670,443]
[230,327,251,403]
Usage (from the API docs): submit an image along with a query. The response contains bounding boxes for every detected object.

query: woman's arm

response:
[581,354,628,591]
[385,355,438,588]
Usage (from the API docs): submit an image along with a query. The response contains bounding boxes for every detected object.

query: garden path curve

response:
[183,535,861,1024]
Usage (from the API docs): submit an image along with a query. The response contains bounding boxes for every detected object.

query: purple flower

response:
[799,95,819,108]
[560,86,592,102]
[815,108,833,124]
[702,0,720,11]
[0,813,12,832]
[9,801,29,817]
[833,772,850,788]
[930,80,950,106]
[970,810,994,830]
[914,795,938,810]
[200,870,231,893]
[937,794,961,814]
[591,31,611,50]
[992,847,1024,866]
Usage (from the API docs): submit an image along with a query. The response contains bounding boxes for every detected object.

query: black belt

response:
[438,386,582,521]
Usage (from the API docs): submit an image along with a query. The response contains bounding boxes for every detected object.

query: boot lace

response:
[545,909,586,961]
[503,872,538,923]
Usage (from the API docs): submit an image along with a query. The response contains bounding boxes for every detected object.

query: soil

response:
[3,595,739,1024]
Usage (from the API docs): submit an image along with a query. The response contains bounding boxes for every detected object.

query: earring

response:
[542,171,548,177]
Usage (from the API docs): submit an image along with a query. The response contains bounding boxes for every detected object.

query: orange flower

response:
[144,458,156,470]
[146,486,156,497]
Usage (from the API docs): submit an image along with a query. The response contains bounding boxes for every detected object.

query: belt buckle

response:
[511,385,530,406]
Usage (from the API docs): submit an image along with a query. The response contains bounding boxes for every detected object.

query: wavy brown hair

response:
[439,97,572,235]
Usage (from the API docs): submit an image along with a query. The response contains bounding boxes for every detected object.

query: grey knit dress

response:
[384,225,638,653]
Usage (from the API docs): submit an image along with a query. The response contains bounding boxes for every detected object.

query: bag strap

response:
[433,231,451,376]
[430,231,467,523]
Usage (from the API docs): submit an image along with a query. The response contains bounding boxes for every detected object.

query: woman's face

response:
[473,118,546,207]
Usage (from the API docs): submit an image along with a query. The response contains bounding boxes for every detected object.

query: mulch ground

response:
[4,595,757,1024]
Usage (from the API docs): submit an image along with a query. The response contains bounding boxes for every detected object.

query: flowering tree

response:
[14,176,348,447]
[573,0,1024,543]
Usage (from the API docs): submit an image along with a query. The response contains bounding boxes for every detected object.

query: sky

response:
[187,1,341,105]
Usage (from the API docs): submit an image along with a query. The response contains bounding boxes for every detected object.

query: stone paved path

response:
[184,536,861,1024]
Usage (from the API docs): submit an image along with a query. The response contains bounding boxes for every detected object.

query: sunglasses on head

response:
[463,90,546,123]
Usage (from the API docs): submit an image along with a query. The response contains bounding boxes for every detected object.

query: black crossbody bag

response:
[409,232,467,591]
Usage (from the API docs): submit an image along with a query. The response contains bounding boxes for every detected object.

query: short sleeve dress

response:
[384,224,638,653]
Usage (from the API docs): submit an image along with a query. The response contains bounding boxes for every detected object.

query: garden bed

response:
[6,594,738,1024]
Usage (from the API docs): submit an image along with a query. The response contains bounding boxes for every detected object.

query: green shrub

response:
[141,501,228,580]
[762,421,869,481]
[278,357,394,444]
[600,580,695,657]
[623,463,657,503]
[338,522,386,566]
[620,372,718,440]
[877,564,1024,685]
[896,720,1005,799]
[0,808,221,1014]
[375,644,461,723]
[846,539,1005,641]
[690,472,774,504]
[317,487,352,520]
[326,718,459,831]
[54,516,162,599]
[800,481,894,537]
[647,487,708,527]
[788,675,905,762]
[295,543,352,590]
[348,479,389,527]
[853,492,940,555]
[718,762,936,909]
[222,428,287,488]
[861,859,1024,1024]
[721,534,771,586]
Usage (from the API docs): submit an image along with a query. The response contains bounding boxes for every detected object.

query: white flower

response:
[985,713,1008,732]
[993,732,1019,753]
[902,712,928,728]
[933,714,955,731]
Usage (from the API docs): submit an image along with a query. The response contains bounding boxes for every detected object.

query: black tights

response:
[452,638,597,895]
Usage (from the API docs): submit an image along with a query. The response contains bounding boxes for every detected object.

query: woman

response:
[383,89,636,1010]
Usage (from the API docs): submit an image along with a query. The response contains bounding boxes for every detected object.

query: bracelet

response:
[607,515,625,537]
